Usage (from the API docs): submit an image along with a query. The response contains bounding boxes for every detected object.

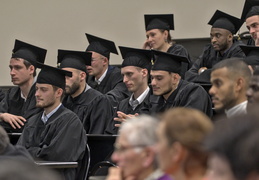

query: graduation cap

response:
[36,63,72,89]
[119,46,152,70]
[208,10,243,34]
[240,45,259,65]
[12,39,47,66]
[241,0,259,20]
[85,33,118,60]
[151,50,188,74]
[144,14,174,31]
[57,49,92,72]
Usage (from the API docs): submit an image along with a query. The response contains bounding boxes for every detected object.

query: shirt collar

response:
[95,67,108,84]
[129,87,150,108]
[225,101,247,118]
[41,103,62,123]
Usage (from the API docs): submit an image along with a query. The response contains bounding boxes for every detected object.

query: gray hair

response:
[119,115,158,146]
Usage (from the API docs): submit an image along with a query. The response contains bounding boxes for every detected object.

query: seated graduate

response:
[209,58,251,118]
[17,63,87,180]
[156,107,213,180]
[85,33,130,107]
[143,14,192,78]
[0,125,32,161]
[58,49,115,134]
[185,10,245,83]
[0,40,46,132]
[241,0,259,46]
[240,45,259,72]
[0,88,5,102]
[107,115,171,180]
[146,50,213,117]
[204,112,259,180]
[107,46,153,134]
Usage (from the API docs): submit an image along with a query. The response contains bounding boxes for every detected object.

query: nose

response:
[123,76,128,83]
[151,78,156,86]
[209,86,215,96]
[111,151,119,163]
[211,36,217,44]
[10,68,15,76]
[250,27,256,34]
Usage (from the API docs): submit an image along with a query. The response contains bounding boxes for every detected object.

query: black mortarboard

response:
[151,50,188,74]
[240,45,259,65]
[12,39,47,66]
[57,49,92,72]
[36,63,72,89]
[208,10,243,34]
[85,33,118,60]
[119,46,152,70]
[241,0,259,20]
[144,14,174,31]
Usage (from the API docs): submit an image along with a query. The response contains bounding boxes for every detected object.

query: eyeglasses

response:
[114,143,147,153]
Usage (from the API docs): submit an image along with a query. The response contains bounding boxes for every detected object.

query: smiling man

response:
[185,10,245,83]
[209,58,251,118]
[148,50,213,117]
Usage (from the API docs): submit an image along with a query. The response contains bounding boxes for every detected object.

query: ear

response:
[142,147,156,168]
[235,77,245,92]
[55,88,63,98]
[228,33,233,42]
[29,65,35,75]
[103,57,109,66]
[141,68,148,77]
[80,71,86,81]
[171,142,188,165]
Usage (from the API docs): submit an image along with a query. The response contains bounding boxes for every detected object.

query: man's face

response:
[210,28,232,53]
[246,75,259,106]
[9,58,33,86]
[246,15,259,41]
[150,70,174,97]
[206,154,236,180]
[111,132,146,179]
[86,51,106,78]
[209,67,237,112]
[35,83,59,109]
[121,66,147,93]
[62,67,81,96]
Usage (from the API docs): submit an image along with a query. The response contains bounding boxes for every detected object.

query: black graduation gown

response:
[105,89,151,134]
[0,88,5,102]
[0,83,43,132]
[17,105,87,180]
[145,80,213,117]
[87,65,130,107]
[185,40,245,83]
[63,88,115,134]
[167,44,192,79]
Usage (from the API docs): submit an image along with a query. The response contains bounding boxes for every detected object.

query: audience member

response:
[146,50,212,117]
[209,58,251,118]
[143,14,191,78]
[185,10,245,83]
[246,68,259,113]
[240,45,259,72]
[156,107,213,180]
[241,0,259,46]
[0,40,46,132]
[205,112,259,180]
[107,115,171,180]
[108,46,153,134]
[17,64,87,180]
[85,33,130,107]
[58,49,115,134]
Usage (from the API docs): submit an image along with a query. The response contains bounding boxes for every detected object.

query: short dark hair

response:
[212,58,251,88]
[205,113,259,180]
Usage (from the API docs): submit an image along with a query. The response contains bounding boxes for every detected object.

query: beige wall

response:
[0,0,246,85]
